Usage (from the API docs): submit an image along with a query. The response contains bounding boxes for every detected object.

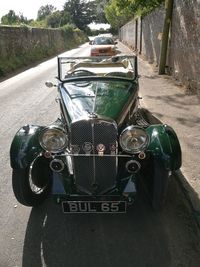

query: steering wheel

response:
[69,69,96,77]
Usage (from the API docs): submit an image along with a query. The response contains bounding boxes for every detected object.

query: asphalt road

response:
[0,43,200,267]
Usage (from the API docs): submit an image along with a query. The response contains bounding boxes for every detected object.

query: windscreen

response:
[93,37,115,45]
[58,55,137,81]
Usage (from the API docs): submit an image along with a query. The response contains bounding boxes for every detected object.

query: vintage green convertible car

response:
[10,55,181,212]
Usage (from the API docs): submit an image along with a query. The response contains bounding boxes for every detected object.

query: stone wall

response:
[141,7,165,65]
[120,7,165,65]
[0,26,88,76]
[169,0,200,93]
[119,1,200,94]
[120,19,136,50]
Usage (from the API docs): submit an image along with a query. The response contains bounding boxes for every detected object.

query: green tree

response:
[37,4,56,21]
[93,0,109,24]
[1,10,28,25]
[45,10,72,28]
[63,0,95,30]
[46,11,62,28]
[1,10,18,24]
[105,0,164,29]
[105,0,131,29]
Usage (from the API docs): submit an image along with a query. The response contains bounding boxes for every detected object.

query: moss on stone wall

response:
[0,25,88,77]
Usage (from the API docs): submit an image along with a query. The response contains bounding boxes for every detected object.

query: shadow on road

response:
[22,194,171,267]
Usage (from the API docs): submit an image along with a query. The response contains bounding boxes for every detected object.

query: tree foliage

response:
[37,4,56,21]
[1,10,29,25]
[45,11,62,28]
[1,1,110,31]
[105,1,131,29]
[63,0,95,30]
[92,0,109,24]
[0,0,164,31]
[45,10,73,28]
[105,0,164,29]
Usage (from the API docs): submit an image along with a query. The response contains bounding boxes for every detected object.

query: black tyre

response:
[12,157,52,207]
[152,161,170,211]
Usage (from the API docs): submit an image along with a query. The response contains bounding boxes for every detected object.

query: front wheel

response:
[12,158,52,207]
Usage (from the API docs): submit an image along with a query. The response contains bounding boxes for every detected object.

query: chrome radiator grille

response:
[70,118,118,194]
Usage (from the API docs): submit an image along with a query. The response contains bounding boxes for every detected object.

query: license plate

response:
[99,49,107,53]
[62,201,126,213]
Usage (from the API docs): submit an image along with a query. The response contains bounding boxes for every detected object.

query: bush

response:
[61,24,75,36]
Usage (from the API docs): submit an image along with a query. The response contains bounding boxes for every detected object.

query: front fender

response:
[146,124,181,171]
[10,125,45,169]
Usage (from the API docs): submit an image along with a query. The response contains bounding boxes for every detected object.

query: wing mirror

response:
[89,40,93,45]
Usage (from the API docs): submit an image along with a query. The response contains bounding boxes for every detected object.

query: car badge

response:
[110,143,117,155]
[89,112,98,119]
[96,144,106,156]
[70,145,80,155]
[82,142,93,155]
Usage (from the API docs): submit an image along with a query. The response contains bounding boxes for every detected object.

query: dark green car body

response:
[10,55,181,212]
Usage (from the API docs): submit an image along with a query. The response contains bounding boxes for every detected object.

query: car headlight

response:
[119,126,149,154]
[39,127,68,153]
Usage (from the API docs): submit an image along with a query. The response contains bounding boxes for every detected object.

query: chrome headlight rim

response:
[119,126,149,154]
[39,126,68,154]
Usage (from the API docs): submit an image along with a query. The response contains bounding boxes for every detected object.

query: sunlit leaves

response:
[105,0,164,29]
[1,10,29,25]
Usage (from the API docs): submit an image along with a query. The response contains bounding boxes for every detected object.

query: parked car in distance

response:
[10,55,181,213]
[89,36,118,56]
